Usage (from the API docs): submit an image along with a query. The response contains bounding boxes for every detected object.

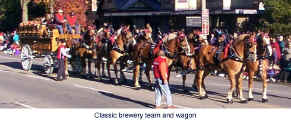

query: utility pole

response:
[202,0,206,9]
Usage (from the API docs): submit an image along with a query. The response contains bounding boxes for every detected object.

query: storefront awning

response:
[114,0,161,11]
[104,9,258,16]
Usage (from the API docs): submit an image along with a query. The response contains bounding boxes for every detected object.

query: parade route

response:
[0,53,291,109]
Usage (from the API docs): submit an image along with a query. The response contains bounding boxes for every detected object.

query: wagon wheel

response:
[20,44,33,71]
[42,55,54,74]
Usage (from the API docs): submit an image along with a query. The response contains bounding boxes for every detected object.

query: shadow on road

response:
[99,91,154,108]
[0,62,42,71]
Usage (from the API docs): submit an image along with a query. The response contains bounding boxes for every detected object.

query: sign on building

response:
[186,16,201,27]
[201,9,209,35]
[175,0,197,11]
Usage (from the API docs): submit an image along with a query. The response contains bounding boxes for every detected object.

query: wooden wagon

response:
[18,21,81,74]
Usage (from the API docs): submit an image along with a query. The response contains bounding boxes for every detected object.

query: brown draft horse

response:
[174,35,197,92]
[245,33,271,102]
[132,33,184,88]
[195,34,254,103]
[95,28,135,84]
[71,29,98,77]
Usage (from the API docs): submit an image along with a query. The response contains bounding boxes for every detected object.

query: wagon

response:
[18,21,81,74]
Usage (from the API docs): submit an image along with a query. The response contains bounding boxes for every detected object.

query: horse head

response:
[245,34,258,62]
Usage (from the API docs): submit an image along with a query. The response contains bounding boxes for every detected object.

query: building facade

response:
[101,0,262,33]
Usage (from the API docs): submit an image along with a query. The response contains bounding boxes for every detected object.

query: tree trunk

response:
[21,0,30,22]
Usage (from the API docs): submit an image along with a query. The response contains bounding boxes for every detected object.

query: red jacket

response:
[55,13,65,25]
[66,15,77,26]
[57,45,65,59]
[272,42,281,60]
[153,56,168,81]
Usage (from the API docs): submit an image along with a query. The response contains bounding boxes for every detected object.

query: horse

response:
[245,33,271,103]
[73,28,98,78]
[174,34,197,92]
[195,34,255,103]
[95,27,135,84]
[132,32,181,88]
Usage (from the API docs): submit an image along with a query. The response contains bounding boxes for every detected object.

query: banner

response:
[175,0,197,11]
[186,16,201,27]
[201,9,209,35]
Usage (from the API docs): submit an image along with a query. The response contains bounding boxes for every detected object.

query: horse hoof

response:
[134,85,141,88]
[239,99,248,104]
[262,98,268,103]
[232,93,238,98]
[227,99,234,104]
[199,95,208,100]
[114,80,119,85]
[248,98,254,101]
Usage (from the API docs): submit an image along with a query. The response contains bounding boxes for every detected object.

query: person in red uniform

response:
[54,9,66,34]
[153,50,176,109]
[56,39,71,81]
[66,12,80,34]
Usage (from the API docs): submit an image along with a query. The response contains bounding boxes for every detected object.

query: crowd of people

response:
[0,31,21,56]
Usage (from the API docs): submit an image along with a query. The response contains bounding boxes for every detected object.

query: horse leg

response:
[192,76,198,91]
[101,61,105,77]
[107,62,112,81]
[133,64,141,88]
[113,63,119,85]
[196,69,207,99]
[145,62,153,89]
[88,58,92,77]
[81,57,86,76]
[201,71,210,97]
[226,73,236,104]
[119,59,127,83]
[237,71,247,103]
[248,71,255,101]
[96,59,102,81]
[182,75,189,93]
[261,62,268,103]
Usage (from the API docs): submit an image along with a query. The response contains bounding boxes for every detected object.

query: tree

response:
[54,0,88,26]
[261,0,291,35]
[0,0,22,31]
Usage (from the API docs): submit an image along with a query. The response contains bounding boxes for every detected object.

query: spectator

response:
[209,33,217,45]
[271,37,281,65]
[153,50,175,109]
[277,35,285,56]
[12,31,19,45]
[280,39,291,83]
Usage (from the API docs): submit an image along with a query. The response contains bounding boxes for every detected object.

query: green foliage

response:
[262,0,291,35]
[0,0,22,31]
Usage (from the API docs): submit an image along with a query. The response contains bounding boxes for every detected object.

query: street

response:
[0,53,291,109]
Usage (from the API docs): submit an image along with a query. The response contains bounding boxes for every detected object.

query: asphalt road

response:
[0,53,291,108]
